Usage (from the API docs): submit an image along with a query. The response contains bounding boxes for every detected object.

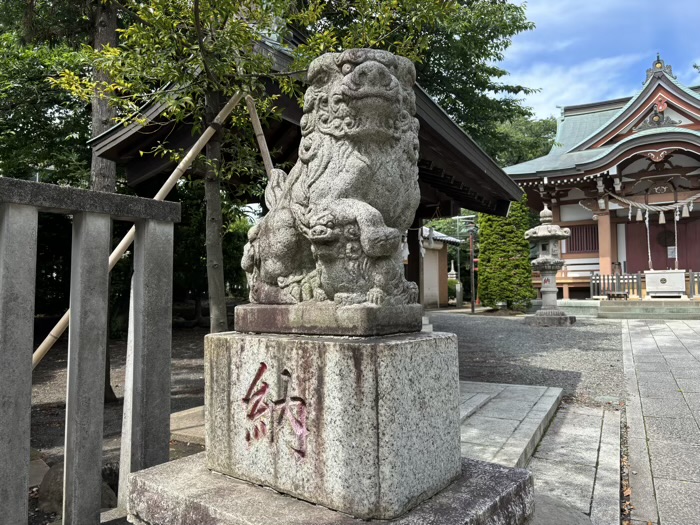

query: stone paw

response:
[366,287,386,305]
[313,288,328,301]
[301,282,313,302]
[288,283,302,303]
[364,228,401,257]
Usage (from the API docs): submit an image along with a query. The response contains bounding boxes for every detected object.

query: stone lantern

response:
[524,205,576,326]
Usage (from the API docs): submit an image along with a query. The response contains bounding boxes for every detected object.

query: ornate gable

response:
[571,56,700,152]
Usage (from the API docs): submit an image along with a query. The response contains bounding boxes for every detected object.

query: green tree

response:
[411,0,535,158]
[294,1,536,160]
[494,115,557,168]
[0,32,91,181]
[55,0,297,332]
[477,195,534,311]
[173,179,252,323]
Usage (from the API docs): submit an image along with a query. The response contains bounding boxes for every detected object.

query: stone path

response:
[459,382,621,525]
[528,405,620,525]
[459,381,562,468]
[623,320,700,525]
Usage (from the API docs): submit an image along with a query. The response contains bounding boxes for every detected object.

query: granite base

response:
[127,453,534,525]
[234,303,423,336]
[205,331,460,519]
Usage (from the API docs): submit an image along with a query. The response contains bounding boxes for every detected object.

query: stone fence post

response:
[0,178,179,525]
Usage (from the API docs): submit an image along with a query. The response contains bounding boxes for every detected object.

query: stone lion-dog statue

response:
[242,49,420,307]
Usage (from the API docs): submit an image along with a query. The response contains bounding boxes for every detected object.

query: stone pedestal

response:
[234,303,423,336]
[204,331,460,520]
[127,453,534,525]
[539,269,559,311]
[524,269,576,326]
[523,313,576,327]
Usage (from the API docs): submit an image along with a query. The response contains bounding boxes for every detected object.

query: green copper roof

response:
[506,127,700,178]
[505,58,700,180]
[549,107,622,155]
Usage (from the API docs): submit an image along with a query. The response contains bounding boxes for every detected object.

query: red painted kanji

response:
[241,363,308,459]
[242,362,272,443]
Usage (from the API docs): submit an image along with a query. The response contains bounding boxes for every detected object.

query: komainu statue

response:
[242,49,421,307]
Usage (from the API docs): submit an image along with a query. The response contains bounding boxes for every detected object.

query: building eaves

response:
[506,127,700,180]
[422,226,461,246]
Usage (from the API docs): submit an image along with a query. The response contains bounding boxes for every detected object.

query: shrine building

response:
[505,56,700,299]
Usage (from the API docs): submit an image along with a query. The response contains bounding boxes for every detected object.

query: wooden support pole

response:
[245,95,274,178]
[32,92,245,370]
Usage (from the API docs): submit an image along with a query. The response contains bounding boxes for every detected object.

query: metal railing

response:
[590,272,643,298]
[0,177,180,525]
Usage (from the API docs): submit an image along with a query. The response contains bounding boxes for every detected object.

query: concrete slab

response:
[101,508,129,524]
[170,406,205,445]
[527,458,596,514]
[531,431,600,466]
[590,411,620,525]
[644,416,700,444]
[29,458,50,487]
[671,367,700,378]
[627,437,659,524]
[459,443,500,463]
[648,441,700,483]
[477,399,537,420]
[641,397,694,418]
[459,381,507,395]
[637,383,683,398]
[127,453,535,525]
[524,495,591,525]
[655,479,700,525]
[677,377,700,392]
[459,393,493,422]
[459,384,562,469]
[460,415,520,445]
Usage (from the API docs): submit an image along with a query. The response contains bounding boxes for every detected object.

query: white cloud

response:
[505,38,577,63]
[494,0,700,119]
[523,0,637,28]
[505,54,646,118]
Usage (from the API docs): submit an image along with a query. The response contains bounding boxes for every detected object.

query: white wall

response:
[423,247,442,307]
[617,223,627,271]
[563,257,600,276]
[560,204,594,222]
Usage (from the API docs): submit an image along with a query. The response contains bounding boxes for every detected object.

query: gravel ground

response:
[31,326,209,465]
[432,313,624,406]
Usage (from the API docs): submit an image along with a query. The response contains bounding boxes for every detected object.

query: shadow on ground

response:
[432,314,624,406]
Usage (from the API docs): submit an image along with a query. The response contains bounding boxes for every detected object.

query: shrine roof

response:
[421,226,461,246]
[505,56,700,181]
[506,127,700,178]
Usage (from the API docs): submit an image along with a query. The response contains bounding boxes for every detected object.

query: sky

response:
[500,0,700,119]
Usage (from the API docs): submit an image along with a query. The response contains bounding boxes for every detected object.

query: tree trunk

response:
[90,0,119,402]
[204,91,229,333]
[21,0,36,43]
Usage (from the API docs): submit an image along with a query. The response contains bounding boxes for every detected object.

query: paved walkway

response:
[623,320,700,525]
[459,381,562,468]
[528,405,620,525]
